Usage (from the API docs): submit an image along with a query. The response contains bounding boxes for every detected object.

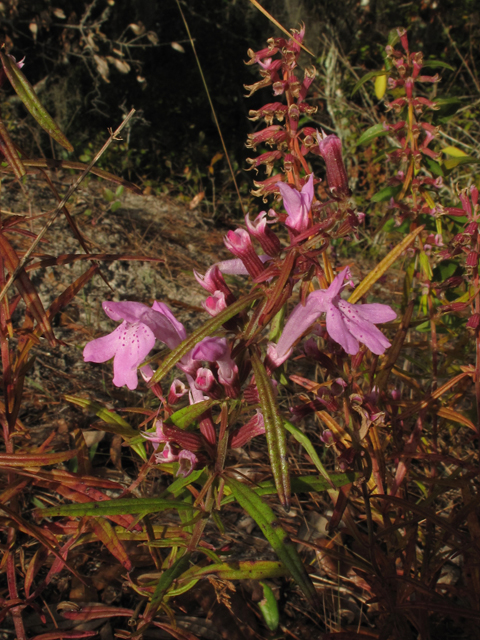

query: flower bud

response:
[245,210,281,256]
[203,290,227,316]
[168,379,188,404]
[230,411,265,448]
[224,229,266,279]
[316,132,350,199]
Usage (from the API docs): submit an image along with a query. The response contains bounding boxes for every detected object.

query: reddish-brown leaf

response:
[60,604,133,620]
[0,116,26,178]
[92,518,133,571]
[0,231,55,345]
[0,450,77,468]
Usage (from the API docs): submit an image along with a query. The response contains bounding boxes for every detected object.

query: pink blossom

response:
[142,420,200,478]
[203,290,227,316]
[168,379,188,404]
[154,444,198,477]
[277,173,314,233]
[191,337,238,387]
[194,367,216,394]
[83,301,184,390]
[276,268,397,357]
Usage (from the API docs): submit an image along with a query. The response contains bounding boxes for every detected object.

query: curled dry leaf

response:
[53,7,66,19]
[94,55,110,83]
[128,22,145,36]
[189,191,205,210]
[107,57,131,74]
[147,31,160,45]
[29,22,38,41]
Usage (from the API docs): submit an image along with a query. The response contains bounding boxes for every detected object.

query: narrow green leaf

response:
[168,399,217,429]
[284,420,335,488]
[251,351,290,508]
[443,155,480,170]
[356,123,389,146]
[0,51,73,152]
[37,498,196,517]
[143,553,192,623]
[351,69,388,96]
[258,582,280,631]
[370,185,402,203]
[422,59,455,71]
[348,225,424,304]
[161,469,204,498]
[179,560,287,582]
[225,477,316,603]
[64,396,136,436]
[442,145,468,158]
[221,472,357,505]
[65,395,146,460]
[151,290,262,384]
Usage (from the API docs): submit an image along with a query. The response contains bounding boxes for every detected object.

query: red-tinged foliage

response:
[3,14,480,640]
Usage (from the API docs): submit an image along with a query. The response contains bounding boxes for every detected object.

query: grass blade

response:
[251,351,290,508]
[225,476,317,603]
[0,51,73,152]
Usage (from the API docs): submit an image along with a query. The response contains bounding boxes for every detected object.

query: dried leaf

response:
[171,42,185,53]
[189,191,204,209]
[111,57,131,74]
[93,55,110,83]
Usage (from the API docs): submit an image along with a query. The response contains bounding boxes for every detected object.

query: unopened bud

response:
[316,132,351,199]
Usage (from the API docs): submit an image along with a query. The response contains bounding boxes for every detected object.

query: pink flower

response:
[194,367,216,394]
[277,173,314,233]
[191,337,238,387]
[276,268,397,357]
[83,301,199,389]
[142,420,200,478]
[193,264,235,303]
[168,379,188,404]
[155,445,198,477]
[83,301,186,390]
[203,290,227,316]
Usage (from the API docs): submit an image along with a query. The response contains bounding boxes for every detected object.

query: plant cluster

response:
[2,17,480,640]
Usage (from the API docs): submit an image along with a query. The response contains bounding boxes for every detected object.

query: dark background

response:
[0,0,479,211]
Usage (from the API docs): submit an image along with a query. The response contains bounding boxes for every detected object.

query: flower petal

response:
[325,303,360,354]
[217,255,271,275]
[342,314,391,355]
[177,450,198,477]
[327,267,352,299]
[152,301,187,341]
[278,173,314,233]
[83,325,123,363]
[277,181,302,222]
[276,291,325,357]
[192,337,228,362]
[112,322,155,389]
[337,300,393,354]
[353,302,397,324]
[102,301,150,323]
